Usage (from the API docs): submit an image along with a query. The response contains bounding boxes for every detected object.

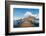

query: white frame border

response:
[10,5,43,32]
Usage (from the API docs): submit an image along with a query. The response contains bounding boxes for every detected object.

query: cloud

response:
[24,11,32,17]
[24,11,39,18]
[35,14,39,19]
[13,11,39,20]
[13,16,21,20]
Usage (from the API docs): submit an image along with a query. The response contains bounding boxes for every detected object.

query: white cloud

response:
[13,16,21,20]
[24,11,32,17]
[13,11,39,20]
[24,11,39,19]
[35,14,39,19]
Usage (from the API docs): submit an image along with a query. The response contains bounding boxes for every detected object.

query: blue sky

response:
[13,8,39,18]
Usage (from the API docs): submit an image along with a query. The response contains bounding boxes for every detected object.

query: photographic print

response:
[13,8,39,28]
[5,1,45,35]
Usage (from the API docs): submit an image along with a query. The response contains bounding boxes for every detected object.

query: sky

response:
[13,8,39,19]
